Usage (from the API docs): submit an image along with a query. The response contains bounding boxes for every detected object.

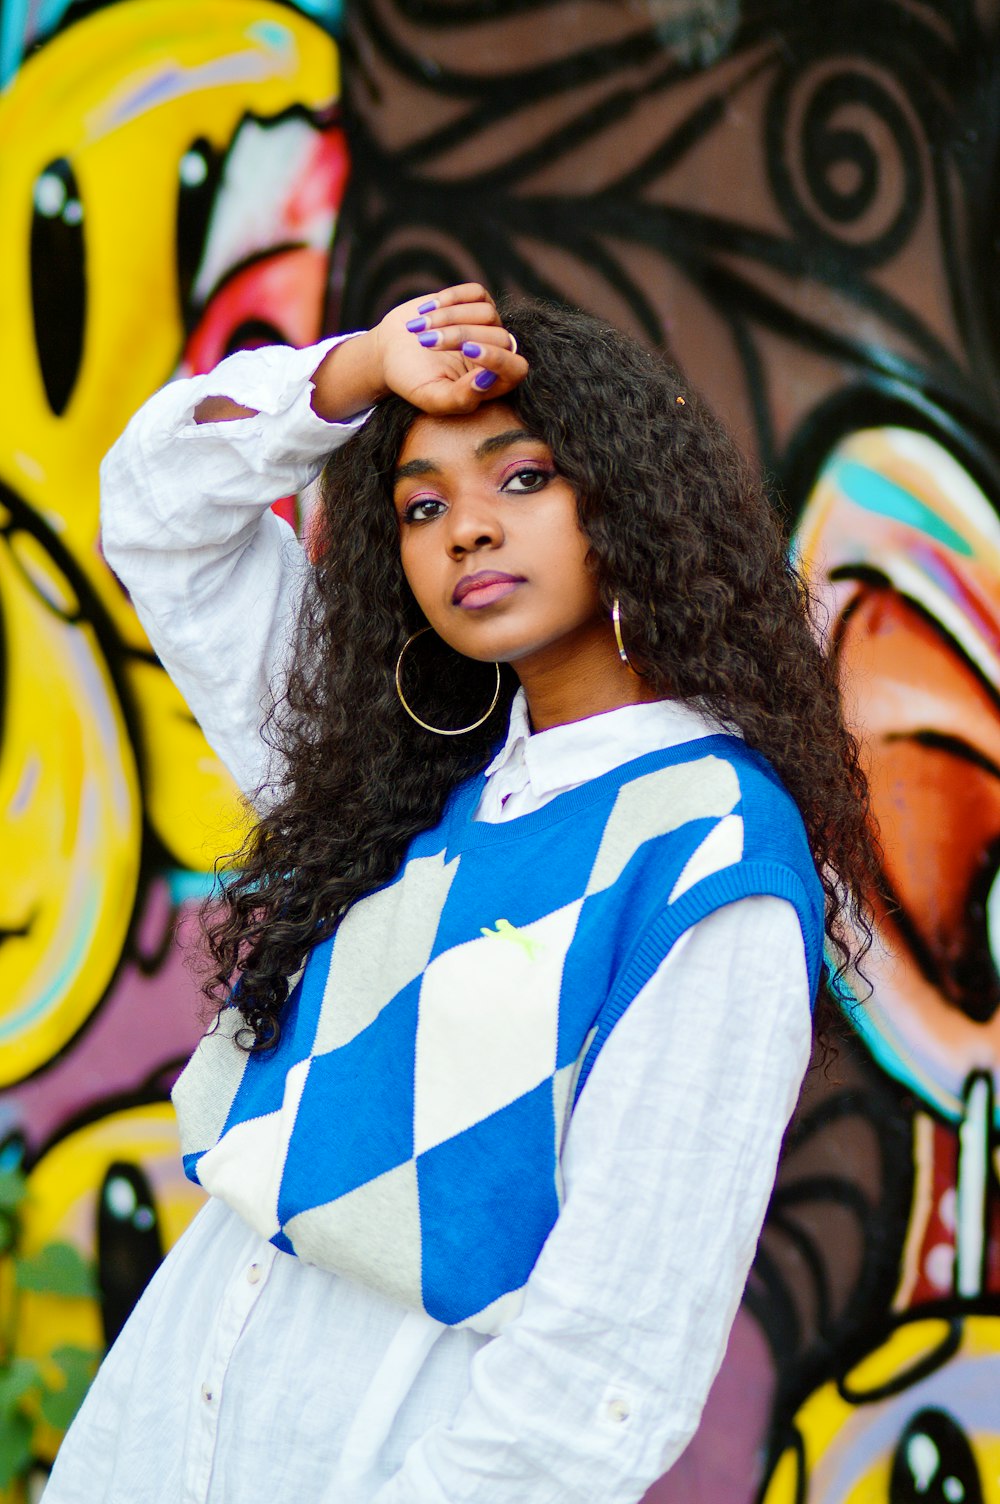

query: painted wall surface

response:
[0,0,346,1485]
[5,0,1000,1499]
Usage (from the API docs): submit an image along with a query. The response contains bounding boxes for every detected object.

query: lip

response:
[452,571,525,608]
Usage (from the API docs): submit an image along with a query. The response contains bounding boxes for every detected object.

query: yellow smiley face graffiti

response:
[0,501,142,1086]
[11,1103,205,1469]
[762,1315,1000,1503]
[0,0,340,1084]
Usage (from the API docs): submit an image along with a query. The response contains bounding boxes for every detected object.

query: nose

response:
[445,488,503,559]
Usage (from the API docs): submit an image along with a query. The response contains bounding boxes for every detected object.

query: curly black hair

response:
[202,299,878,1048]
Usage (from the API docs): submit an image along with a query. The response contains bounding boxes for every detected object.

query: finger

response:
[415,348,529,415]
[461,341,528,381]
[406,301,502,338]
[458,345,530,404]
[410,324,515,354]
[415,283,496,317]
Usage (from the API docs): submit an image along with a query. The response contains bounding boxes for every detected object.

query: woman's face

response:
[392,403,604,670]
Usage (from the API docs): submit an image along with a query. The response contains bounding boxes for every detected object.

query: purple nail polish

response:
[418,332,439,347]
[474,369,498,390]
[418,299,437,315]
[406,317,427,333]
[462,342,482,358]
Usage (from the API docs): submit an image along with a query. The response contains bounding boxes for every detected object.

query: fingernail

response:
[474,370,498,390]
[418,299,437,315]
[418,332,439,347]
[406,317,427,333]
[462,342,482,358]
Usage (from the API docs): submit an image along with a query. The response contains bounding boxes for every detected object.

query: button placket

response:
[183,1244,277,1503]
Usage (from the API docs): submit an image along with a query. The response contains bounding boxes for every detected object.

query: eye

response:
[176,137,223,328]
[31,157,86,415]
[97,1162,164,1346]
[402,496,446,523]
[889,1407,983,1504]
[502,466,552,493]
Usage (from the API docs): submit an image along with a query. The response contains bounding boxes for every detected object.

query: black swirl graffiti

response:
[336,0,998,476]
[766,66,923,264]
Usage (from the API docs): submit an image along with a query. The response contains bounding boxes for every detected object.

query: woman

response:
[46,285,873,1503]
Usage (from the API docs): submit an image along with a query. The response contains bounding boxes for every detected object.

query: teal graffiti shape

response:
[829,458,973,557]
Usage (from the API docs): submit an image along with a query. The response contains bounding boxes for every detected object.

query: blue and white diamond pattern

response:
[585,756,741,895]
[174,749,758,1334]
[413,898,583,1155]
[312,850,459,1055]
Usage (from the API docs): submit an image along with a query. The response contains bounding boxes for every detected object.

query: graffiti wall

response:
[5,0,1000,1497]
[0,0,346,1487]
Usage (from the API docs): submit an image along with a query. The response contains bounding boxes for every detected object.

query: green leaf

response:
[39,1348,97,1432]
[0,1210,17,1256]
[15,1243,95,1298]
[0,1359,41,1419]
[0,1409,32,1488]
[0,1170,26,1214]
[50,1345,100,1372]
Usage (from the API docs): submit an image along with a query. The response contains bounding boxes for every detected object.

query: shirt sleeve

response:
[371,895,812,1504]
[99,335,368,798]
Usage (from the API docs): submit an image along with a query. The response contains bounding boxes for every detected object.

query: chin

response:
[438,627,528,664]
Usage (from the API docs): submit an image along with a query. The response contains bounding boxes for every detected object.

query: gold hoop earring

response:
[395,627,502,736]
[612,597,642,677]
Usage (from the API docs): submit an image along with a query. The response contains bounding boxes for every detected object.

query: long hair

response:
[202,300,878,1048]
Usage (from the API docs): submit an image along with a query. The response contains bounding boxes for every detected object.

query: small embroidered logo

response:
[480,917,542,961]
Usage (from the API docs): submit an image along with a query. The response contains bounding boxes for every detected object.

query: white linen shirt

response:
[44,340,812,1504]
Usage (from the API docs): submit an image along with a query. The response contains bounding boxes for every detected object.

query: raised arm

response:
[100,286,527,799]
[100,336,368,800]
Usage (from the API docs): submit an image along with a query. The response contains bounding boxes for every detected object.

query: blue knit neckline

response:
[443,732,751,857]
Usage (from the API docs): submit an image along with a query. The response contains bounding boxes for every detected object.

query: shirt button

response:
[247,1262,262,1285]
[607,1398,630,1423]
[201,1383,214,1404]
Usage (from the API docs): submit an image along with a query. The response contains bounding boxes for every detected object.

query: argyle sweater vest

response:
[173,734,824,1335]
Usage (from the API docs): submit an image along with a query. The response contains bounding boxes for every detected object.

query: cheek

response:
[532,494,591,564]
[550,528,599,609]
[398,534,440,615]
[565,563,602,620]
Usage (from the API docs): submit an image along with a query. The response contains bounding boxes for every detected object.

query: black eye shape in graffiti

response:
[97,1161,164,1348]
[30,157,85,417]
[175,136,224,330]
[889,1407,984,1504]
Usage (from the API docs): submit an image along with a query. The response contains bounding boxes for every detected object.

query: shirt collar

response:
[484,688,533,779]
[484,687,735,799]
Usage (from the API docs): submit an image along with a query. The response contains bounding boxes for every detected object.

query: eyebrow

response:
[392,429,541,484]
[477,428,538,458]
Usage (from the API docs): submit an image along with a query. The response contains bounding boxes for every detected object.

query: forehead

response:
[397,401,534,468]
